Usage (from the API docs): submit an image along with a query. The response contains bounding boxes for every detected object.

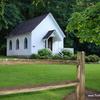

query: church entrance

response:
[48,37,53,51]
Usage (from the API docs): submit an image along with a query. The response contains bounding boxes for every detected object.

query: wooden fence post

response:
[76,52,81,100]
[76,51,85,100]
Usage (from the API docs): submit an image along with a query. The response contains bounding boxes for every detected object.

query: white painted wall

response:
[31,14,64,54]
[7,33,31,56]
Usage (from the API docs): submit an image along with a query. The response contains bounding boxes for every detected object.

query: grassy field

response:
[0,56,16,59]
[0,64,100,100]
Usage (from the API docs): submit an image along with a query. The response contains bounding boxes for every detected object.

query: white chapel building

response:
[7,13,65,57]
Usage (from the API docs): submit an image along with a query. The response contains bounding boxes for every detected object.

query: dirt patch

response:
[63,90,100,100]
[0,59,77,65]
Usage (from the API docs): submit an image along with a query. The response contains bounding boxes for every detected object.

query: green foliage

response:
[74,0,99,12]
[61,50,73,57]
[66,2,100,45]
[0,44,6,55]
[30,53,39,59]
[38,48,52,59]
[0,1,23,29]
[52,50,74,60]
[85,55,100,62]
[70,54,77,60]
[52,54,63,60]
[31,49,74,60]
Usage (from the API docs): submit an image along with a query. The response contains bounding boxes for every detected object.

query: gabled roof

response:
[49,13,65,38]
[8,13,48,36]
[43,30,55,39]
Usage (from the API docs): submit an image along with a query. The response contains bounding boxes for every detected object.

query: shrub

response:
[70,54,77,60]
[52,50,74,60]
[85,55,100,62]
[61,50,73,57]
[30,54,39,59]
[52,53,75,60]
[38,48,52,59]
[59,50,73,60]
[52,54,63,59]
[63,55,71,60]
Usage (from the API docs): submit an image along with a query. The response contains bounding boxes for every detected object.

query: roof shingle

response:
[9,13,48,36]
[43,30,55,39]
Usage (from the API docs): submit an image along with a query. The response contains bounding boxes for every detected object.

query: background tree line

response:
[0,0,100,56]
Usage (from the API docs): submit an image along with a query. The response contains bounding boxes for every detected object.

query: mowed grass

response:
[0,64,100,100]
[0,64,76,88]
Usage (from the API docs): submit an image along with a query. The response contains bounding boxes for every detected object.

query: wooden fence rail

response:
[0,81,78,96]
[0,51,85,100]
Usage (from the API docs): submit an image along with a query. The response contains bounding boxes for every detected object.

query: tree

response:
[74,0,99,12]
[0,0,23,30]
[66,2,100,45]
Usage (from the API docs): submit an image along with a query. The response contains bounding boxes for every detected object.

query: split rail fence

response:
[0,51,85,100]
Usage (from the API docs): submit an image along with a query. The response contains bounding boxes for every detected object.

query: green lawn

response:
[0,64,100,100]
[0,56,16,59]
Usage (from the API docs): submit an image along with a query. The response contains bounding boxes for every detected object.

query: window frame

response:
[16,39,19,50]
[24,37,28,49]
[9,40,12,50]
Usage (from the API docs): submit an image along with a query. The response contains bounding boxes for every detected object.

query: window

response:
[24,38,28,49]
[16,39,19,50]
[9,40,12,50]
[45,40,46,48]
